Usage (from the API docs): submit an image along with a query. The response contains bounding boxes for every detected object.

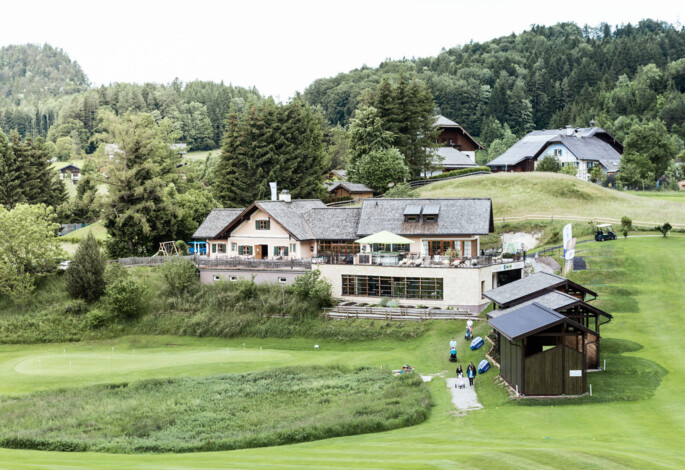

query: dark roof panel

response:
[489,302,567,341]
[404,205,422,215]
[483,272,568,306]
[423,205,440,215]
[487,291,578,319]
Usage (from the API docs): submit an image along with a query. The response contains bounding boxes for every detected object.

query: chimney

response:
[279,190,291,203]
[269,182,277,201]
[565,125,573,136]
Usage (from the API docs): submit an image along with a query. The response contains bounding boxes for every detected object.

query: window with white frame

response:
[278,277,287,284]
[553,148,562,156]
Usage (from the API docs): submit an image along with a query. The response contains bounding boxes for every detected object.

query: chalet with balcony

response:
[58,163,81,184]
[326,181,374,203]
[192,192,524,311]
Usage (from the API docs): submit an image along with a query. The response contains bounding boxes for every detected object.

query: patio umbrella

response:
[354,231,413,245]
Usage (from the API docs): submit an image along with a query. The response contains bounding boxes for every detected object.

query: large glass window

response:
[318,240,360,256]
[428,240,458,255]
[341,275,443,300]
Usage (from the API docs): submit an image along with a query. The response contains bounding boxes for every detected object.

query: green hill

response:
[418,172,685,227]
[0,44,88,103]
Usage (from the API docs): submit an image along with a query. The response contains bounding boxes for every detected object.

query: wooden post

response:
[561,322,566,395]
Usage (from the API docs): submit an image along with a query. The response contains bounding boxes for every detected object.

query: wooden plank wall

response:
[525,346,563,395]
[499,337,522,390]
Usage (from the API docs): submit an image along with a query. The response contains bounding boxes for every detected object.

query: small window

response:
[423,215,437,223]
[238,246,253,256]
[213,275,221,281]
[217,243,227,254]
[255,220,270,230]
[553,148,562,156]
[278,277,287,284]
[405,215,419,223]
[231,243,237,251]
[290,244,296,253]
[273,246,289,256]
[229,276,238,282]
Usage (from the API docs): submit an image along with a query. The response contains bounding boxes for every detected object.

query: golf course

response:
[0,235,682,468]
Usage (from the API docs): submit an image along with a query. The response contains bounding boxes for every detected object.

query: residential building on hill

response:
[486,124,623,182]
[192,192,524,312]
[325,181,374,203]
[425,115,484,176]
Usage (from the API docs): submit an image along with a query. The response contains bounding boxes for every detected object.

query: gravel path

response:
[446,378,483,412]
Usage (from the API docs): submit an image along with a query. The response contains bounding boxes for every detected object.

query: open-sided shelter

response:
[488,290,612,369]
[489,302,594,396]
[483,272,597,309]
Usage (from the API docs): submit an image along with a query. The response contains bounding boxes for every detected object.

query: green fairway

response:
[627,190,685,203]
[418,172,685,226]
[0,236,683,468]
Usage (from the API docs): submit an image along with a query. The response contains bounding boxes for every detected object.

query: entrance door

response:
[260,244,268,259]
[255,245,262,259]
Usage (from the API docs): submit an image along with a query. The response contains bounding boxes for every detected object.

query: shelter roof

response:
[483,272,597,308]
[489,302,592,341]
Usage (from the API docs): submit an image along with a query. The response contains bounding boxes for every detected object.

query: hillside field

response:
[418,172,685,227]
[0,236,683,468]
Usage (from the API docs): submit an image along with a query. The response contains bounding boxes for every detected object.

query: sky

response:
[0,0,682,100]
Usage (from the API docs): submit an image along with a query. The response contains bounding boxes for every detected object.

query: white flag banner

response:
[565,238,577,261]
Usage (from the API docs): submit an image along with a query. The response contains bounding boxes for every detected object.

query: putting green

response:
[0,237,683,468]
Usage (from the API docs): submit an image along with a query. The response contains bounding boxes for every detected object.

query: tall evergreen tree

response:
[0,129,23,208]
[66,231,107,303]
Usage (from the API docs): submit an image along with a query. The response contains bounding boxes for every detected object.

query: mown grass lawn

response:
[0,236,683,468]
[418,172,685,226]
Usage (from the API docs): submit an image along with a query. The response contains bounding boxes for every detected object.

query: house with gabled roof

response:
[192,191,524,311]
[325,181,374,203]
[425,115,485,176]
[487,124,623,182]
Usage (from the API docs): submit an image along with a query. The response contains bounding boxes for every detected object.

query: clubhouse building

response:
[192,191,524,312]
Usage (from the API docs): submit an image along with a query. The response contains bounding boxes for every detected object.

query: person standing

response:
[456,364,464,388]
[467,362,477,387]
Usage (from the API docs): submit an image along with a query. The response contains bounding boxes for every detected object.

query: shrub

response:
[174,240,188,256]
[85,308,108,329]
[103,278,147,320]
[536,155,561,172]
[426,166,491,180]
[292,270,333,310]
[621,216,633,231]
[104,262,129,285]
[65,232,108,303]
[655,222,672,237]
[383,182,417,198]
[159,258,197,298]
[63,300,88,316]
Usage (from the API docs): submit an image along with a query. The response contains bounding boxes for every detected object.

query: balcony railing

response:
[312,251,525,268]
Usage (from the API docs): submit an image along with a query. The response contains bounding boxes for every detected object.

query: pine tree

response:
[65,231,107,303]
[0,129,23,208]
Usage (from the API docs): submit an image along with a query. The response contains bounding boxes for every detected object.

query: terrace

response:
[313,249,524,269]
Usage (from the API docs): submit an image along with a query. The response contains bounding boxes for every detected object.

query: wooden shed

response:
[489,302,593,396]
[487,290,612,369]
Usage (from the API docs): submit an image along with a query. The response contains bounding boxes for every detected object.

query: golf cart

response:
[595,224,617,242]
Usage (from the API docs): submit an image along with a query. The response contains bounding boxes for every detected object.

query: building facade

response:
[192,195,524,311]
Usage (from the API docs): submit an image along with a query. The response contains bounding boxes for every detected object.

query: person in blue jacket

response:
[467,362,477,387]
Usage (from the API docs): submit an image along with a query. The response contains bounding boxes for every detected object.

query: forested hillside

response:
[304,20,685,141]
[0,45,261,152]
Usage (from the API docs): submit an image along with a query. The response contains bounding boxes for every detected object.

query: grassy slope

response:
[0,236,683,467]
[418,172,685,226]
[183,149,219,161]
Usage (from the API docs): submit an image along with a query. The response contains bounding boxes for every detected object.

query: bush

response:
[103,278,147,320]
[292,270,333,311]
[426,166,491,180]
[383,182,417,198]
[85,308,108,329]
[159,258,197,298]
[655,222,672,237]
[63,300,88,316]
[104,262,129,285]
[535,155,561,172]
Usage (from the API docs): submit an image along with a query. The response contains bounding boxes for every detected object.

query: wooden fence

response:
[324,305,481,321]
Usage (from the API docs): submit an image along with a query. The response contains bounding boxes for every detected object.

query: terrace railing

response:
[118,255,312,270]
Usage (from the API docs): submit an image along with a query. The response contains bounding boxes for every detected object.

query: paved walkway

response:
[445,377,483,412]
